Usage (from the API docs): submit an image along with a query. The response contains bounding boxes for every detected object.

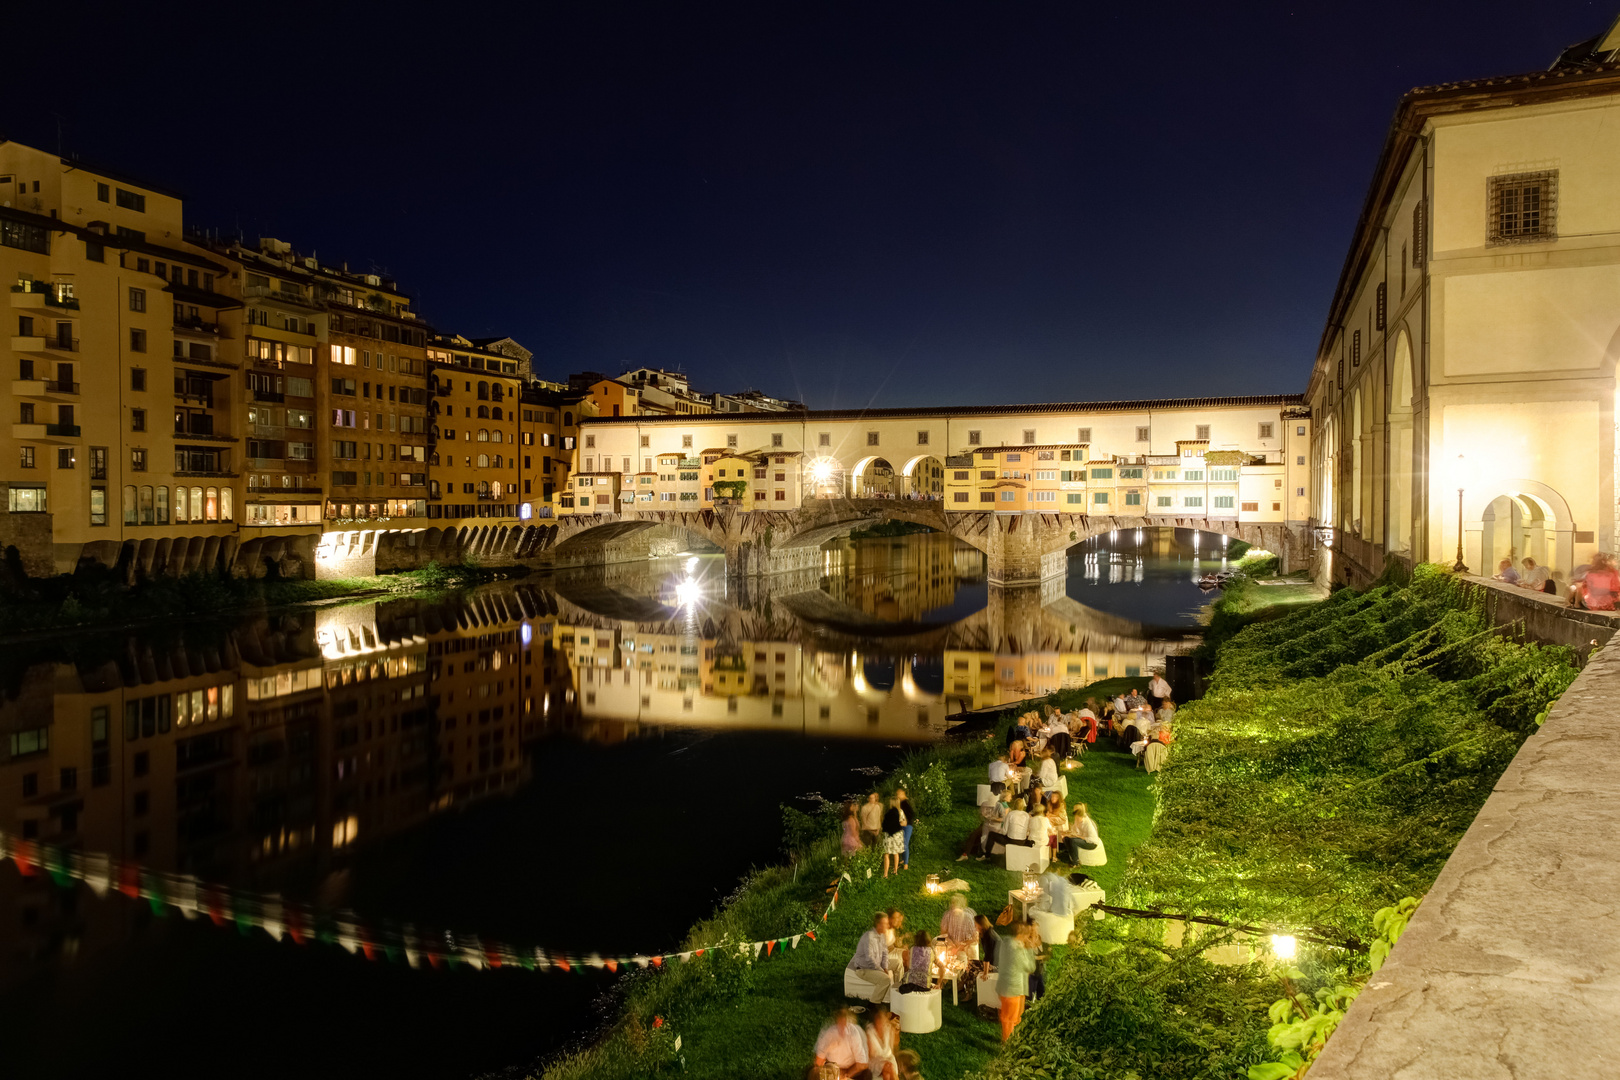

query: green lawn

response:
[540,706,1159,1080]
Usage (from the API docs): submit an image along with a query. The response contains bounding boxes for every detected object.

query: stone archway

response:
[899,454,945,500]
[1465,479,1576,579]
[1387,329,1415,554]
[851,456,899,498]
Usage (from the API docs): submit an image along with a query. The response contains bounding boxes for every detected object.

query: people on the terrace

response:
[1080,699,1100,745]
[812,1007,873,1079]
[1155,699,1176,727]
[1148,671,1172,709]
[1037,748,1059,791]
[842,802,861,856]
[895,1048,924,1080]
[1063,802,1106,866]
[1034,870,1081,917]
[1044,793,1068,857]
[897,786,917,871]
[858,791,884,848]
[1026,798,1050,854]
[846,911,893,1003]
[881,795,906,878]
[1001,797,1032,849]
[987,754,1010,796]
[961,790,1007,860]
[1518,556,1552,593]
[1007,739,1029,770]
[1570,552,1619,611]
[1493,558,1520,584]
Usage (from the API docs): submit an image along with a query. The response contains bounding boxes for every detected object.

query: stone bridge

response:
[541,499,1310,585]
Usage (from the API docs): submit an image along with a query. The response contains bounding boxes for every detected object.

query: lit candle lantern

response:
[926,873,941,894]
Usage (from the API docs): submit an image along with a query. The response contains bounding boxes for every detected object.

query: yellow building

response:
[518,388,585,517]
[427,337,522,523]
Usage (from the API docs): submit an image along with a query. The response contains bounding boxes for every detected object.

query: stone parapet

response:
[1306,630,1620,1080]
[1460,573,1619,660]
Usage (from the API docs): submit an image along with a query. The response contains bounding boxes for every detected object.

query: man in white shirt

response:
[987,755,1010,795]
[1148,672,1172,708]
[845,912,893,1003]
[813,1008,872,1079]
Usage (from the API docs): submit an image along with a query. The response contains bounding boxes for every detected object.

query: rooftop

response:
[581,393,1305,424]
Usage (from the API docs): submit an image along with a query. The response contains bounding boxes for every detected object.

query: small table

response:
[932,937,972,1005]
[1008,887,1043,920]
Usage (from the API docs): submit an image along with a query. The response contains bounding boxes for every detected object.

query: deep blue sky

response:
[4,2,1610,408]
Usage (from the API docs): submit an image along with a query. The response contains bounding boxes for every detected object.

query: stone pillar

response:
[979,516,1069,587]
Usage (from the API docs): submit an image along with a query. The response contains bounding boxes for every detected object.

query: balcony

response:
[253,389,285,403]
[243,284,320,310]
[11,335,77,353]
[10,284,78,311]
[174,316,224,337]
[174,470,239,479]
[11,379,79,398]
[11,423,80,441]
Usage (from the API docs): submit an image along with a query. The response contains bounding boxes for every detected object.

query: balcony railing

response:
[252,389,285,403]
[174,316,223,336]
[45,423,80,438]
[174,470,239,479]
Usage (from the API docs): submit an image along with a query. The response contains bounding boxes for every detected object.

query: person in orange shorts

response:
[995,921,1038,1041]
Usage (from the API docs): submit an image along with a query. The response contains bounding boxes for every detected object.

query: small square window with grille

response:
[917,430,929,445]
[1195,424,1210,440]
[1022,429,1036,443]
[818,432,831,447]
[866,431,879,446]
[967,430,981,445]
[1488,171,1557,245]
[1135,426,1149,441]
[1076,427,1090,444]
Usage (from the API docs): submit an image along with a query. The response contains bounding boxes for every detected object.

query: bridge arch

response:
[850,456,900,498]
[900,454,945,499]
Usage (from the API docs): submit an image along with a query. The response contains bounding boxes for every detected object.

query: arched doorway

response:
[852,457,899,498]
[900,455,945,500]
[1466,480,1575,579]
[1387,331,1415,554]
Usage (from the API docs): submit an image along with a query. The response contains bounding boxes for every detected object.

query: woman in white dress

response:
[866,1007,901,1080]
[1065,803,1107,867]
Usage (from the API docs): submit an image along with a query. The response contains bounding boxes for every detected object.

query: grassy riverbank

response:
[522,692,1157,1080]
[0,561,502,638]
[973,563,1580,1080]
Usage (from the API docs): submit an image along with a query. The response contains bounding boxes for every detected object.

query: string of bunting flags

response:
[0,830,844,975]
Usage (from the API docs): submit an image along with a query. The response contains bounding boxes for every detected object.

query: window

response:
[57,447,74,469]
[8,485,46,512]
[131,408,146,432]
[1000,491,1015,502]
[131,367,148,392]
[725,434,738,448]
[1242,501,1259,512]
[979,492,995,503]
[584,434,595,448]
[1136,426,1150,441]
[18,445,34,469]
[1214,495,1235,509]
[1124,491,1141,506]
[1209,468,1237,481]
[1488,171,1556,244]
[1297,455,1306,466]
[1183,469,1204,481]
[115,188,146,212]
[1156,495,1172,507]
[1195,424,1210,440]
[1022,429,1036,443]
[1076,427,1091,444]
[1296,425,1306,437]
[1093,492,1108,504]
[128,287,146,312]
[1118,468,1143,479]
[1375,283,1386,330]
[916,430,929,445]
[967,430,981,445]
[867,431,879,446]
[97,182,109,202]
[1259,422,1274,439]
[1066,493,1082,504]
[681,435,693,448]
[1185,496,1203,508]
[1297,487,1306,497]
[131,448,147,471]
[772,433,783,447]
[1090,467,1112,480]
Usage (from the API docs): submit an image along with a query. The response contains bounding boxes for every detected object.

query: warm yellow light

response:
[674,579,701,607]
[1270,934,1297,960]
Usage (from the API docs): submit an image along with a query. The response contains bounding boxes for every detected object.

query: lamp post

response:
[1452,454,1469,574]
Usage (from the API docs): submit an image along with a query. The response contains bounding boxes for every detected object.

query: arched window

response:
[491,384,503,401]
[220,487,232,522]
[491,481,503,498]
[477,405,489,419]
[156,486,169,525]
[491,406,503,421]
[477,381,489,401]
[139,485,154,525]
[430,479,440,497]
[205,487,219,522]
[247,475,258,489]
[477,454,489,468]
[492,431,503,443]
[478,480,490,496]
[477,429,489,442]
[174,486,188,523]
[282,475,292,488]
[429,452,440,467]
[493,455,503,468]
[191,486,204,522]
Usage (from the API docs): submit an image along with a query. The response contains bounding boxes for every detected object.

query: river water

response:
[0,528,1214,1079]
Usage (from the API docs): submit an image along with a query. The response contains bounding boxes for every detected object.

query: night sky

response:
[4,2,1610,408]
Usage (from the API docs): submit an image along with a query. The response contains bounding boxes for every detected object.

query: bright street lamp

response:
[1452,454,1469,573]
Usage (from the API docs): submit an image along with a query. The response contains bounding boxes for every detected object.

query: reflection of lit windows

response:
[332,815,359,848]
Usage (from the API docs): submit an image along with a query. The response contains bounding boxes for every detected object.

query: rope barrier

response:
[0,829,835,975]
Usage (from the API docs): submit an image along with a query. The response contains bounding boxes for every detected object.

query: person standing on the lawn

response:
[897,786,917,871]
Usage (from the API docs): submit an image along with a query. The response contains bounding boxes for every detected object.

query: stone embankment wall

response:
[1307,629,1620,1080]
[1459,573,1617,660]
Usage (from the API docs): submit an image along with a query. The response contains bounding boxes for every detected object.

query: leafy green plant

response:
[1247,897,1420,1080]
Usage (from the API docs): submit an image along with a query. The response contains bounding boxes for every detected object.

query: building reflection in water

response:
[0,533,1186,995]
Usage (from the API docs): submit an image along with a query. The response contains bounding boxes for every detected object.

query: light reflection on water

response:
[0,530,1204,1079]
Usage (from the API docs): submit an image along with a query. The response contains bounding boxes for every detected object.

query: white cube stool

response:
[976,784,993,806]
[976,973,1001,1009]
[1004,843,1049,874]
[892,987,943,1033]
[1032,909,1076,946]
[844,967,893,1003]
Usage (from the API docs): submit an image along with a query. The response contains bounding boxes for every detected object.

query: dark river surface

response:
[0,529,1215,1079]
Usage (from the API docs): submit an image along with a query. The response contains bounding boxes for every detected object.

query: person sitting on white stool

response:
[845,912,894,1003]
